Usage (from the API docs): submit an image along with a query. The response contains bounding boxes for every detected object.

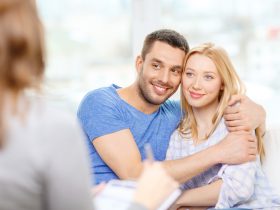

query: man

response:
[77,29,265,185]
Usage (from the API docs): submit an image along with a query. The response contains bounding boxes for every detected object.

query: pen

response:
[144,143,154,162]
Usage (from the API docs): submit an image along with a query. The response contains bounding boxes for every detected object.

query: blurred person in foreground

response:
[0,1,179,210]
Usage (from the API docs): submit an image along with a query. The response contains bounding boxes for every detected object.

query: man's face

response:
[136,41,185,105]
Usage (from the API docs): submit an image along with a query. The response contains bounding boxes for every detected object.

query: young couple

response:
[77,29,280,209]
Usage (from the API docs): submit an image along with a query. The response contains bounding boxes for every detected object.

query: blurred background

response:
[37,0,280,127]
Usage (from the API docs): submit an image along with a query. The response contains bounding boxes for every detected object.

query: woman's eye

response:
[186,72,193,77]
[205,75,214,80]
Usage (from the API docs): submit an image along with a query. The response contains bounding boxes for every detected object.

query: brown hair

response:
[0,0,45,147]
[141,29,189,60]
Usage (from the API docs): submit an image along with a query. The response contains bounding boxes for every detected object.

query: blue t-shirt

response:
[77,84,181,184]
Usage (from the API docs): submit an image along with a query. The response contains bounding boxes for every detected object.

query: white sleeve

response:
[214,160,258,208]
[166,130,180,160]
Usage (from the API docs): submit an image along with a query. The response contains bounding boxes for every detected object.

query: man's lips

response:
[153,84,169,96]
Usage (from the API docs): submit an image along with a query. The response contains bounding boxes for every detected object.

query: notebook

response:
[93,179,181,210]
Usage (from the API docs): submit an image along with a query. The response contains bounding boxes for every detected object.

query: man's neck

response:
[117,84,160,114]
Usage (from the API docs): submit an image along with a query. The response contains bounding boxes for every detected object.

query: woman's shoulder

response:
[170,128,192,143]
[5,95,87,172]
[21,95,85,146]
[30,98,78,127]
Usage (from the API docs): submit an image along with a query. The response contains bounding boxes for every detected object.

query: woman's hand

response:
[133,161,179,210]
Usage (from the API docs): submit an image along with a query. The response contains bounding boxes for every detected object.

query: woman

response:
[166,43,280,209]
[0,1,179,210]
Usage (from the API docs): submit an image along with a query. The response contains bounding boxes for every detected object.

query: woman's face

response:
[182,53,223,110]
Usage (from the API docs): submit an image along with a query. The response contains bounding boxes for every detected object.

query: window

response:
[38,0,280,125]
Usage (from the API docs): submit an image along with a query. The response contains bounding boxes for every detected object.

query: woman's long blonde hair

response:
[179,43,265,160]
[0,0,45,148]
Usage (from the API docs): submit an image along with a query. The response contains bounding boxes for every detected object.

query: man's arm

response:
[94,130,257,182]
[93,129,143,180]
[224,95,266,135]
[162,131,256,183]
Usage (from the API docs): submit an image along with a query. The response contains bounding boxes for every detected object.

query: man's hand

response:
[224,95,266,133]
[216,131,257,164]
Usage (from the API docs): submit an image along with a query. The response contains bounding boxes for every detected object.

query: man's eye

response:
[152,63,160,70]
[171,69,181,74]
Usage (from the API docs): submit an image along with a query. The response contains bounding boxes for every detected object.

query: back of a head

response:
[0,0,45,92]
[0,0,45,147]
[141,29,189,60]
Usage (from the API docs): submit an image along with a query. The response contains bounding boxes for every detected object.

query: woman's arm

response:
[215,160,258,208]
[171,180,222,209]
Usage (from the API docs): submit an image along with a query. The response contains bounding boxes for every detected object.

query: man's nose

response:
[158,69,170,84]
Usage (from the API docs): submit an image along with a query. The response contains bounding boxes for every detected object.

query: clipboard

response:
[94,143,181,210]
[93,179,182,210]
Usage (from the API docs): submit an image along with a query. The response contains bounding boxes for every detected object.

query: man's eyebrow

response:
[151,58,164,64]
[151,58,183,70]
[169,66,183,73]
[172,65,183,70]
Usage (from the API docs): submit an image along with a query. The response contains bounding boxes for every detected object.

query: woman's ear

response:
[220,83,224,90]
[135,55,143,74]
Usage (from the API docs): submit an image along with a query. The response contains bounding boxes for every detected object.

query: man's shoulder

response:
[79,84,121,105]
[77,84,124,117]
[161,100,181,112]
[84,85,117,99]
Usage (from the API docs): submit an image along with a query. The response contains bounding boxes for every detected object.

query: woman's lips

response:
[189,91,205,99]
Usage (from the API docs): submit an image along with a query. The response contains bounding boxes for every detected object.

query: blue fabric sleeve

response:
[77,89,129,142]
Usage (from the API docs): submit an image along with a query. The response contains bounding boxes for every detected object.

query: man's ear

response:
[135,55,143,74]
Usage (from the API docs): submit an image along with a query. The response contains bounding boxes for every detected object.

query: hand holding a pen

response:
[133,144,179,210]
[133,162,179,210]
